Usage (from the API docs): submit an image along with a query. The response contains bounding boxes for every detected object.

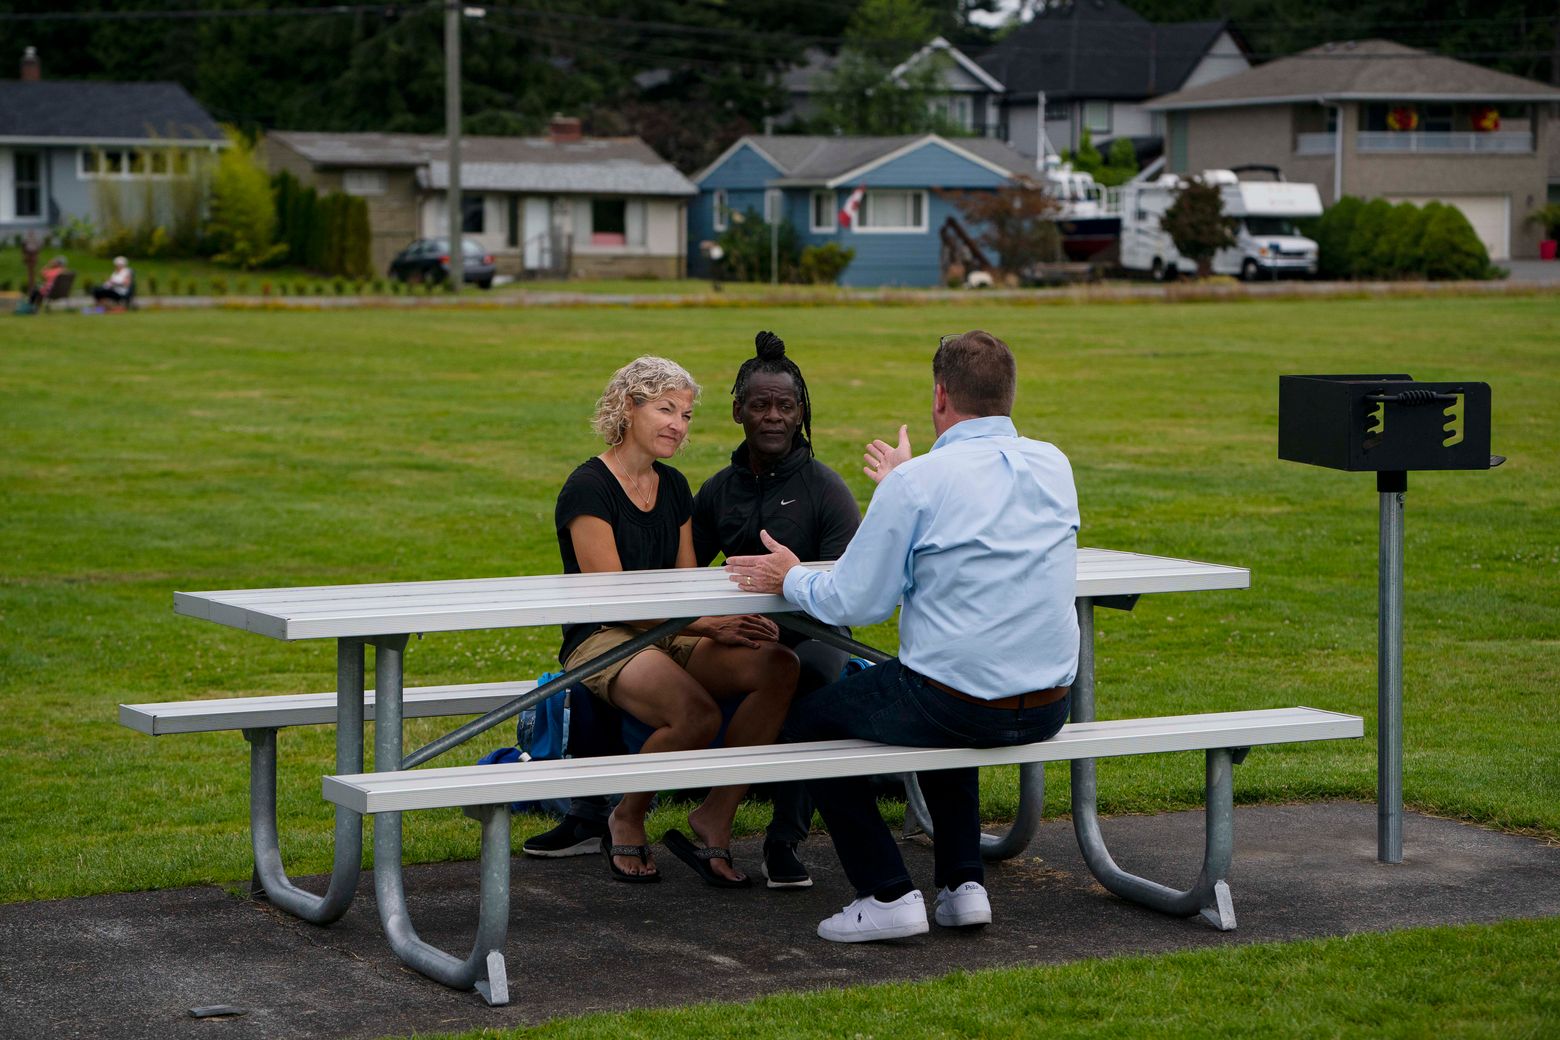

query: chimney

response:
[548,114,583,144]
[20,46,41,81]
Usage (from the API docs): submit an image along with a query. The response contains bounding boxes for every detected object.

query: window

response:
[507,196,519,248]
[343,169,388,196]
[810,190,836,232]
[1082,100,1111,134]
[928,94,974,130]
[14,151,41,218]
[461,193,485,234]
[79,148,186,178]
[1423,104,1454,133]
[712,188,728,232]
[591,198,627,245]
[764,189,780,224]
[857,189,926,233]
[1044,98,1070,122]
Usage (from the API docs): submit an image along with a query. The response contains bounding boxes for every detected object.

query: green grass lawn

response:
[2,296,1556,1035]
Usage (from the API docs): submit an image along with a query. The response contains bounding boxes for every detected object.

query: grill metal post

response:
[1377,471,1406,863]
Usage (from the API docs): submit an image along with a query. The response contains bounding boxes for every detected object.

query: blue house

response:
[0,49,225,237]
[690,134,1037,287]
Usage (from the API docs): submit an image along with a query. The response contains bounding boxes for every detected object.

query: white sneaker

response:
[817,891,929,943]
[934,881,992,928]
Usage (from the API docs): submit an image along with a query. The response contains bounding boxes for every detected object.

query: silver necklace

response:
[610,447,654,509]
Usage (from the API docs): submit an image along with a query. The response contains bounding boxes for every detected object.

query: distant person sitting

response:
[92,256,134,307]
[28,256,69,307]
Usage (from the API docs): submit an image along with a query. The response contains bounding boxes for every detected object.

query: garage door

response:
[1386,195,1510,261]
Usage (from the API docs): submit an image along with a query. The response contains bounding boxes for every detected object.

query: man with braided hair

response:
[690,330,861,887]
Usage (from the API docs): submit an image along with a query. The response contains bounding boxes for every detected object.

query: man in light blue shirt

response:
[726,330,1079,943]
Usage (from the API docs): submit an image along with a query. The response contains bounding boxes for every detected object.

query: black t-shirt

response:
[555,456,693,665]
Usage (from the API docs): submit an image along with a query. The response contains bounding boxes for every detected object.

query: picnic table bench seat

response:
[118,677,539,929]
[323,705,1363,1006]
[118,680,537,735]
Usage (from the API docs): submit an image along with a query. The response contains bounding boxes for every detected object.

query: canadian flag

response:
[838,185,865,228]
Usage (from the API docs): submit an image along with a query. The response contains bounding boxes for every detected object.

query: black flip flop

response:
[663,829,752,889]
[604,843,661,884]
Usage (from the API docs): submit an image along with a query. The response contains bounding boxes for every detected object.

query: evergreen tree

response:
[1161,176,1237,277]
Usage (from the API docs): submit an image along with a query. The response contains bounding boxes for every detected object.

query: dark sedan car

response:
[388,238,496,288]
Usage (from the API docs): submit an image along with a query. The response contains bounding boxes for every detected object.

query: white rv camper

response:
[1120,169,1323,281]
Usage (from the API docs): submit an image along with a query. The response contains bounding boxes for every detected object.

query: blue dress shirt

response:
[783,415,1080,697]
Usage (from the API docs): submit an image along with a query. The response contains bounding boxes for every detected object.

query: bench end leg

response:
[1198,879,1237,931]
[474,950,509,1007]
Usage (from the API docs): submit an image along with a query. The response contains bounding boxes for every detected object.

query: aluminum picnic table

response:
[174,547,1251,973]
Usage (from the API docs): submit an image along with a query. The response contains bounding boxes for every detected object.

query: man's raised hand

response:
[863,425,912,484]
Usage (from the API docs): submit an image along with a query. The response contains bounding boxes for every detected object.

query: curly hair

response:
[591,356,702,446]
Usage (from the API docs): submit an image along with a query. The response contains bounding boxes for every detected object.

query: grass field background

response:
[2,296,1556,905]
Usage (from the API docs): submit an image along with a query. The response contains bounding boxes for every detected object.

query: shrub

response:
[1161,176,1237,277]
[1369,202,1421,280]
[1524,202,1560,241]
[798,243,856,284]
[1390,201,1440,279]
[1421,204,1492,280]
[1345,198,1394,279]
[146,275,159,296]
[370,278,385,295]
[207,129,287,269]
[716,210,802,283]
[209,276,228,295]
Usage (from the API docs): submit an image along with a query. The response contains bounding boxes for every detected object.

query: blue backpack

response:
[476,671,574,817]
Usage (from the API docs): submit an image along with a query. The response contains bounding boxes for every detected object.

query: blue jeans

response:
[782,658,1069,897]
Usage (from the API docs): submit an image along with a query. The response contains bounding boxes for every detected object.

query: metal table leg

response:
[243,638,365,924]
[369,635,512,1005]
[777,613,1044,861]
[1070,597,1240,930]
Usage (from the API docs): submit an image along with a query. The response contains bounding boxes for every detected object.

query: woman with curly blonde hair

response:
[554,356,799,886]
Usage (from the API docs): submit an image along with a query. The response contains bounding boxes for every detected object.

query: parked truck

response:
[1120,167,1323,281]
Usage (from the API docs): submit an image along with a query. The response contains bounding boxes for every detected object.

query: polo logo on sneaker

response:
[857,912,863,923]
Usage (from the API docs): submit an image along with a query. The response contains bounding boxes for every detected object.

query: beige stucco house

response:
[262,119,695,278]
[1145,40,1560,260]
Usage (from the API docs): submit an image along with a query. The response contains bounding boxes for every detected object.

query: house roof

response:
[697,134,1037,187]
[267,131,696,196]
[1146,39,1560,110]
[784,37,1003,96]
[975,0,1232,100]
[0,80,224,143]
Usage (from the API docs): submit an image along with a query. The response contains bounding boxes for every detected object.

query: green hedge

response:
[271,172,371,278]
[1312,195,1495,280]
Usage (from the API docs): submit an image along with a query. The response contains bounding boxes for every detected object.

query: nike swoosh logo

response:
[780,498,796,506]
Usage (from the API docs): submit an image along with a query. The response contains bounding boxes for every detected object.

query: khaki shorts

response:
[565,625,702,705]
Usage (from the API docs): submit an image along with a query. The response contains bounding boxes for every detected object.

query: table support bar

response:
[400,617,698,770]
[1069,598,1240,931]
[371,635,512,1004]
[242,639,365,924]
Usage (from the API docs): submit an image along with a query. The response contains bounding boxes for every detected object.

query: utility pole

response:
[445,1,464,293]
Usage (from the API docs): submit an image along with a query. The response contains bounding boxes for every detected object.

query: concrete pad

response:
[3,801,1558,1040]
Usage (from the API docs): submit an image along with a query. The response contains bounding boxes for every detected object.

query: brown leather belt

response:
[920,674,1070,710]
